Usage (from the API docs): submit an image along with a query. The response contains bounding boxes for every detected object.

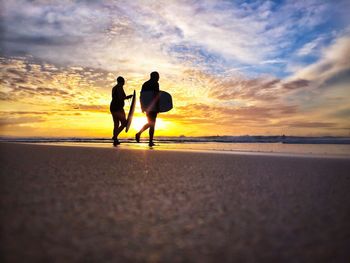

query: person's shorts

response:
[146,112,157,124]
[111,110,126,125]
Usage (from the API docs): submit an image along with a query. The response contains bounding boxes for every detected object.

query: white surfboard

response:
[125,90,136,132]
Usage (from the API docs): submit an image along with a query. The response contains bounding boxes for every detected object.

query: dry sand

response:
[0,142,349,262]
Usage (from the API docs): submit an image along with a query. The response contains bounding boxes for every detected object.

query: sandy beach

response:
[0,142,349,262]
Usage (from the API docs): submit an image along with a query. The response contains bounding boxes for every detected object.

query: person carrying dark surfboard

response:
[110,76,133,146]
[136,71,160,147]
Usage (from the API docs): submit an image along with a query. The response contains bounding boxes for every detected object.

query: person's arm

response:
[116,87,129,100]
[120,87,134,100]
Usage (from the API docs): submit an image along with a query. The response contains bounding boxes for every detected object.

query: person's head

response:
[117,76,125,85]
[150,71,159,81]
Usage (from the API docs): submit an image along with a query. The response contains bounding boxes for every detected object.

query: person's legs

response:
[136,112,157,144]
[148,112,157,145]
[111,112,120,139]
[138,123,150,134]
[111,110,126,146]
[136,123,149,143]
[136,114,151,142]
[115,110,127,137]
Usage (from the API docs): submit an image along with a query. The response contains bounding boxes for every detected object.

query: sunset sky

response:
[1,0,350,137]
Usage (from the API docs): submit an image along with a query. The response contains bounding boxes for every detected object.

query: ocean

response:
[1,136,350,157]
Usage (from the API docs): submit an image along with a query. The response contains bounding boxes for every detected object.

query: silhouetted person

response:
[136,71,160,147]
[110,76,133,146]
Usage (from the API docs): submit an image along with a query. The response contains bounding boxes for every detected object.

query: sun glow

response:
[131,116,148,131]
[128,116,167,133]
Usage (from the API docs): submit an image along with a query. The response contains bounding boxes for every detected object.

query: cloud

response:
[0,57,109,107]
[1,0,182,73]
[296,36,325,57]
[208,74,310,102]
[0,111,82,116]
[275,120,337,129]
[2,0,346,74]
[0,116,46,127]
[172,103,298,125]
[282,79,309,90]
[0,91,13,101]
[279,35,350,122]
[330,108,350,118]
[291,36,350,86]
[209,76,281,102]
[9,86,72,97]
[182,33,350,135]
[70,104,107,112]
[207,35,350,102]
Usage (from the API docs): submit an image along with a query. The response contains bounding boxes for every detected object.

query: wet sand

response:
[1,142,349,262]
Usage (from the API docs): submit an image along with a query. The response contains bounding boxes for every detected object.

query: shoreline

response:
[5,141,350,159]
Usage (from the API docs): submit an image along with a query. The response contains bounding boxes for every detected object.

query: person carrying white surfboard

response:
[135,71,160,147]
[110,76,133,146]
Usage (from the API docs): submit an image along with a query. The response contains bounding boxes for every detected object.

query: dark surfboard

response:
[140,90,173,113]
